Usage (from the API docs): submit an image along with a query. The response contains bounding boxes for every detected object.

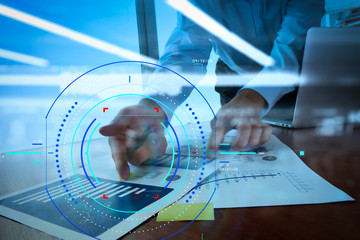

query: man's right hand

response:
[207,89,272,158]
[99,100,167,180]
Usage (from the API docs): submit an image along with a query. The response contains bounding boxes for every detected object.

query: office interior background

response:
[0,0,360,152]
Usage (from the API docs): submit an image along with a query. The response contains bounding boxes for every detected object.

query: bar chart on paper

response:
[0,175,173,236]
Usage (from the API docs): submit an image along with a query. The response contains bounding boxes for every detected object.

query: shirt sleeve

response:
[145,10,213,118]
[239,0,325,117]
[159,11,213,75]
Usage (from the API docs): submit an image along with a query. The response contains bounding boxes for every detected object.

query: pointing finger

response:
[99,123,126,137]
[233,123,251,148]
[259,124,272,145]
[108,136,130,180]
[207,120,226,159]
[249,124,262,146]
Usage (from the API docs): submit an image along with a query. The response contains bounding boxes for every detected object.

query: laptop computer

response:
[263,27,360,128]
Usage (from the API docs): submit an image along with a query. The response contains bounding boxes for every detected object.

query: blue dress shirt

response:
[155,0,325,116]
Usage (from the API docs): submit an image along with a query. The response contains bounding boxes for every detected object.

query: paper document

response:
[0,137,220,240]
[178,135,354,208]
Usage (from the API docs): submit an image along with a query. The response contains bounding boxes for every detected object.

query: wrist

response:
[231,89,266,113]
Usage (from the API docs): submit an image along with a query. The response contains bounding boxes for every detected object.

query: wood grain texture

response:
[1,126,359,240]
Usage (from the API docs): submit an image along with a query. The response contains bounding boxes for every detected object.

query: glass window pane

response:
[0,1,140,151]
[0,0,139,74]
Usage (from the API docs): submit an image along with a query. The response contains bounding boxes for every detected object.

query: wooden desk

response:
[1,126,359,240]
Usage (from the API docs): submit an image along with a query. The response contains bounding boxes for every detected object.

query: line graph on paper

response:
[198,169,314,193]
[177,135,354,208]
[177,167,319,208]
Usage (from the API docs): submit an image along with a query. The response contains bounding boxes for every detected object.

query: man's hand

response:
[99,100,167,180]
[208,89,272,157]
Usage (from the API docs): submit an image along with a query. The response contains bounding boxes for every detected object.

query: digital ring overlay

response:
[68,94,197,228]
[74,94,206,230]
[45,61,218,239]
[56,96,202,224]
[57,91,192,228]
[51,78,212,236]
[70,94,191,213]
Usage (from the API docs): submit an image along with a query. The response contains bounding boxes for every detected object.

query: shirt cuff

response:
[237,71,298,118]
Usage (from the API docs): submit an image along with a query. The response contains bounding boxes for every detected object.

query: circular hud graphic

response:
[45,61,217,239]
